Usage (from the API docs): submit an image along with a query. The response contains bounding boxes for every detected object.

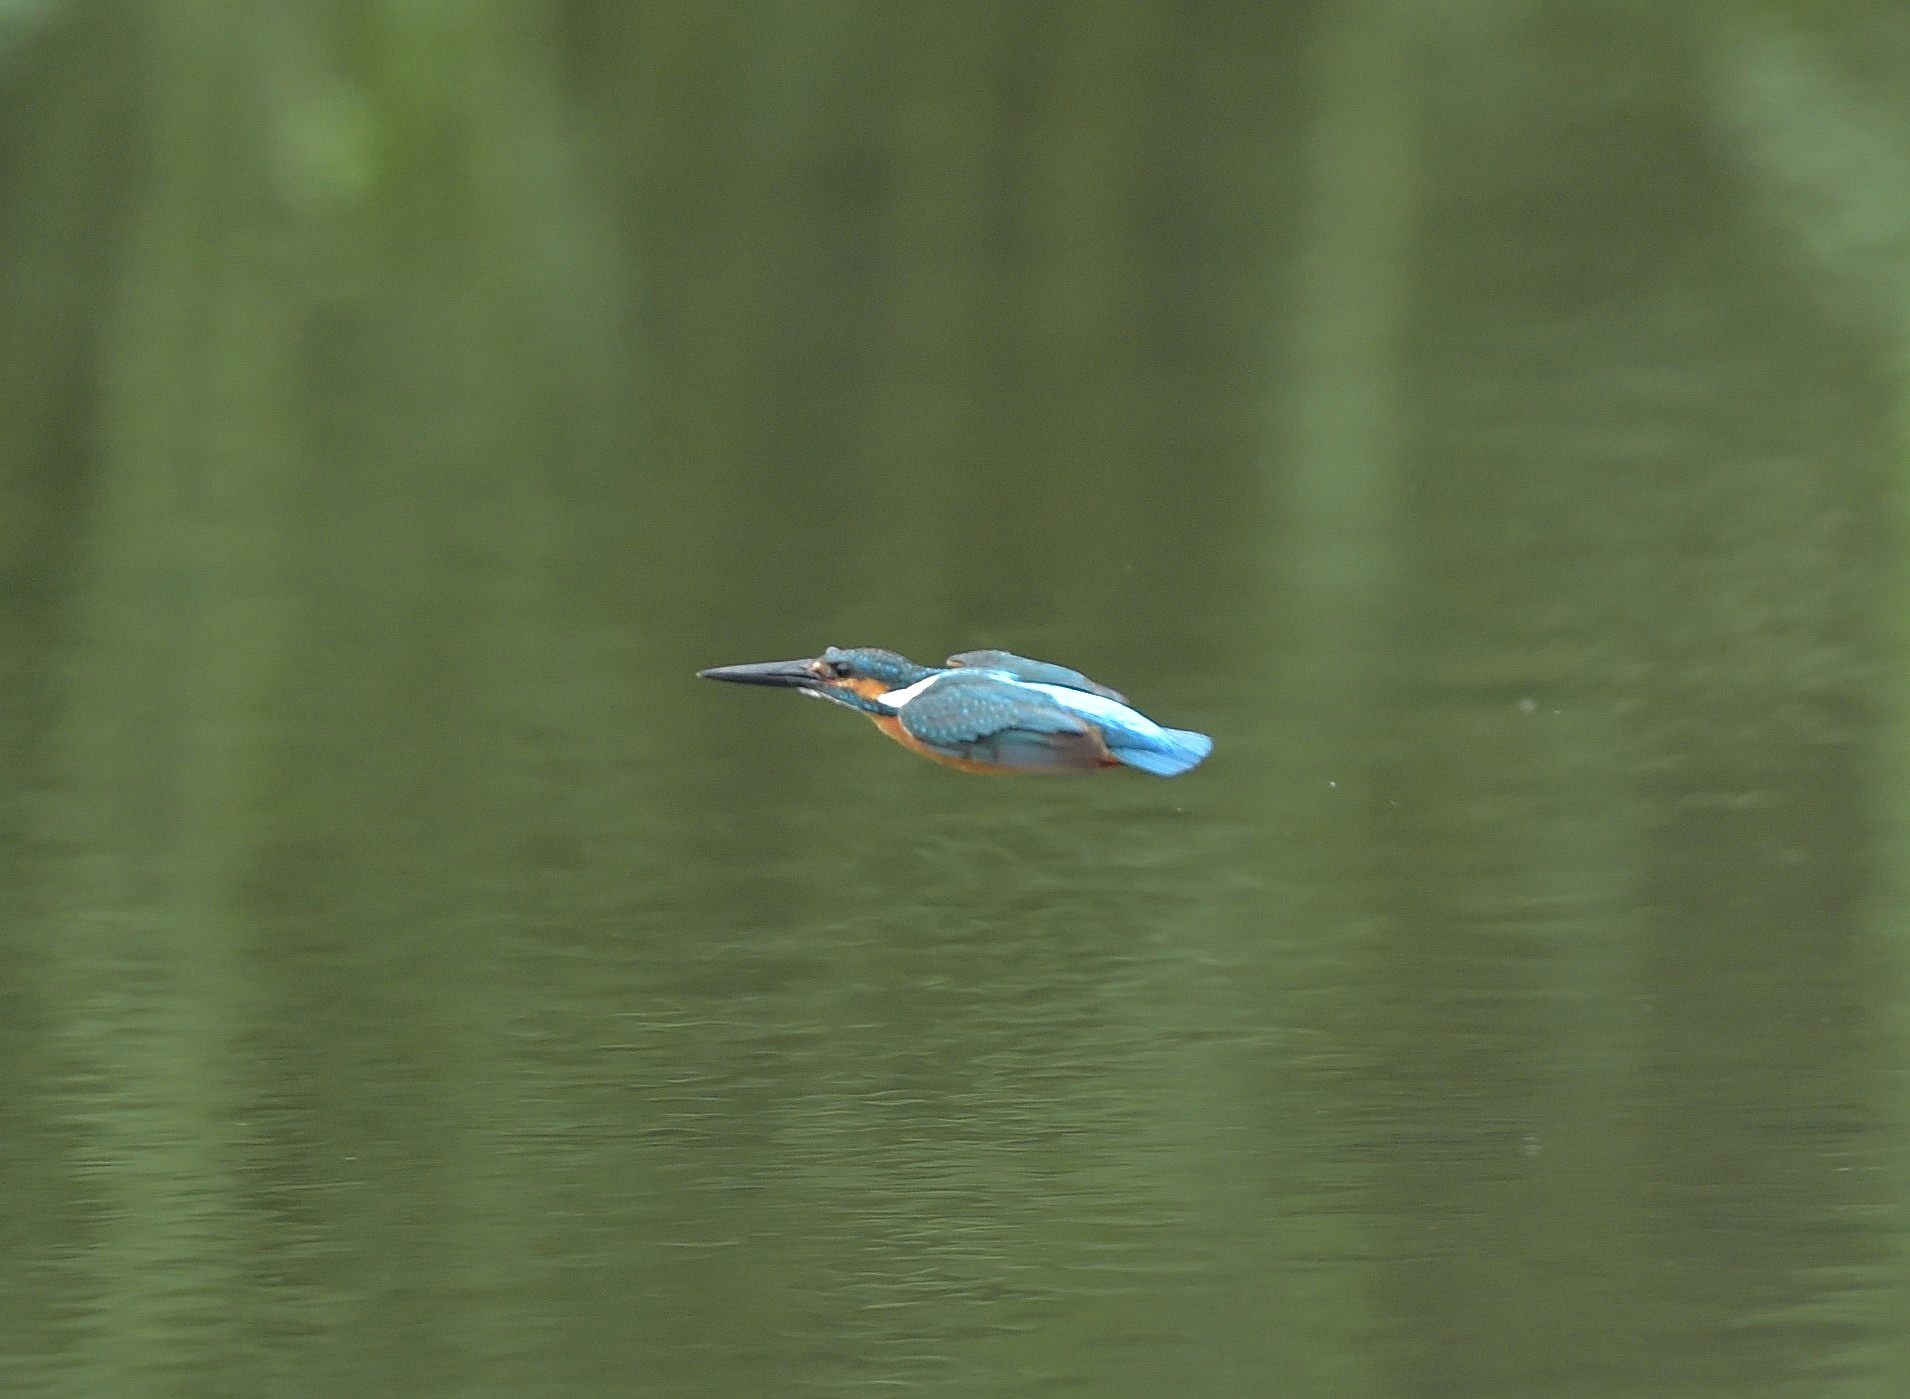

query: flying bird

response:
[698,646,1212,776]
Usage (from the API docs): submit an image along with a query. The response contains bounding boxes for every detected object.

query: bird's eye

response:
[830,660,854,679]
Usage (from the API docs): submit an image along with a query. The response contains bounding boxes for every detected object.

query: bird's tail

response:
[1110,727,1213,777]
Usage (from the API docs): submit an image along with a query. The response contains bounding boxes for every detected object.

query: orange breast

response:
[864,712,1117,774]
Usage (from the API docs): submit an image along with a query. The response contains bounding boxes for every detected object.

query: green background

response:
[3,2,1907,1395]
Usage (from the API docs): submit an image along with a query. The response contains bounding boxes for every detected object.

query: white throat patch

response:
[874,674,941,710]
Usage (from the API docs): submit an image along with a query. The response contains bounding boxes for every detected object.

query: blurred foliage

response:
[2,1,1909,1394]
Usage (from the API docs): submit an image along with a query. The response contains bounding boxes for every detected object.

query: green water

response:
[3,3,1909,1395]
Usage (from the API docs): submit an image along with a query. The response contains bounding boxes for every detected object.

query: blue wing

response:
[897,673,1108,771]
[944,650,1129,704]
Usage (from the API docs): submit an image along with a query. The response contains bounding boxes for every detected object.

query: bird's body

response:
[698,646,1212,776]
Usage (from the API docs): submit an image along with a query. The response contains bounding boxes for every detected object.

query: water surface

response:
[2,4,1908,1395]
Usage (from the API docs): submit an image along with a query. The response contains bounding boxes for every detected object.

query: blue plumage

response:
[884,663,1212,776]
[699,646,1212,776]
[895,671,1108,772]
[943,650,1129,703]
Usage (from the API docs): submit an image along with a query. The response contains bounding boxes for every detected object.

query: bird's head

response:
[697,646,935,710]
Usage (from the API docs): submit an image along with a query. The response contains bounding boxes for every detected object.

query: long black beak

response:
[696,658,823,690]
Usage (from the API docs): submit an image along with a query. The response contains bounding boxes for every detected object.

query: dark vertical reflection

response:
[1364,7,1901,1395]
[31,1,307,1387]
[0,5,139,1377]
[240,3,648,1389]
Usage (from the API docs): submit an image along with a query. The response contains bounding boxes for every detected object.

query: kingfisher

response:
[697,646,1213,776]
